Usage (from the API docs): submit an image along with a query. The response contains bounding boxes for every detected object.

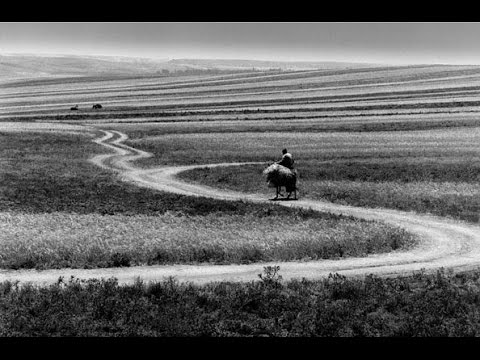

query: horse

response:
[263,164,298,200]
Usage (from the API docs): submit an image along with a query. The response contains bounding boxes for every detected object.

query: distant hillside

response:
[0,54,171,80]
[0,53,382,81]
[166,58,380,70]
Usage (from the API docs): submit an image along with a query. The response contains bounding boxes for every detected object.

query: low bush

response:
[2,268,480,336]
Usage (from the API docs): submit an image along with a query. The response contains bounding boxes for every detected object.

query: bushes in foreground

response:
[2,268,480,336]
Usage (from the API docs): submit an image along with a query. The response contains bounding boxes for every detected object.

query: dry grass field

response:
[0,130,415,270]
[174,127,480,222]
[4,64,480,125]
[2,62,480,336]
[2,63,480,270]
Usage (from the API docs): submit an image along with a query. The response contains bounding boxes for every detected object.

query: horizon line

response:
[1,51,478,67]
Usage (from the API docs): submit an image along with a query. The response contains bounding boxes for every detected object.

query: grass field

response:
[2,62,480,336]
[121,127,480,223]
[0,211,415,270]
[2,64,479,266]
[5,64,480,124]
[0,131,415,270]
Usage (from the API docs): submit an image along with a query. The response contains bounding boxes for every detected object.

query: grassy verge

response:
[1,268,480,336]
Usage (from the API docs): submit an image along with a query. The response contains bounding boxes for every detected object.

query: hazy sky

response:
[2,22,480,65]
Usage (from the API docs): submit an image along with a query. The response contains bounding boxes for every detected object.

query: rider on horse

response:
[276,148,294,170]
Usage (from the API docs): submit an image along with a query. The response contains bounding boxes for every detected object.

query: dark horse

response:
[92,104,102,109]
[263,164,298,200]
[70,105,78,111]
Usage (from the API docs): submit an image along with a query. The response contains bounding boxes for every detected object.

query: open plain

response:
[1,63,480,284]
[2,62,480,336]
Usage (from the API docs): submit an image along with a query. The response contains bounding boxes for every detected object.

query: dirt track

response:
[2,125,480,286]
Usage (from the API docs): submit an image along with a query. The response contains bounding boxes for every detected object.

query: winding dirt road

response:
[2,126,480,286]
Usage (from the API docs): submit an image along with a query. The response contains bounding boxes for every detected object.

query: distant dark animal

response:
[92,104,102,109]
[263,164,298,200]
[70,105,78,111]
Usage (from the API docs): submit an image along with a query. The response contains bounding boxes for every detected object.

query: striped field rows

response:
[3,64,480,127]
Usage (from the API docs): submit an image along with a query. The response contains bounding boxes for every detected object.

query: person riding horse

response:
[276,148,294,170]
[274,148,297,199]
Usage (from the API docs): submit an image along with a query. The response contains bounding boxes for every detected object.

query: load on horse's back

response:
[263,164,298,200]
[263,148,298,200]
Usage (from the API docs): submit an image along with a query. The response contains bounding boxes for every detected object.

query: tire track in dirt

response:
[2,128,480,286]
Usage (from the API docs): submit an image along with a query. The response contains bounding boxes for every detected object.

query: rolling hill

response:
[0,53,382,81]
